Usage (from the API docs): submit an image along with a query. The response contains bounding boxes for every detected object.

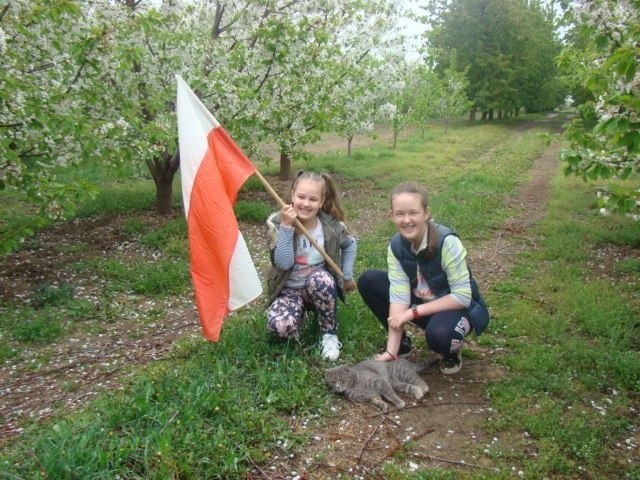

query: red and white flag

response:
[176,74,262,342]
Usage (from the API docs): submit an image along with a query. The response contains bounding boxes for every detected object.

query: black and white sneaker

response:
[440,350,462,374]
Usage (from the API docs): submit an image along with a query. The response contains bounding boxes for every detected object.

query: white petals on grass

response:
[0,215,199,439]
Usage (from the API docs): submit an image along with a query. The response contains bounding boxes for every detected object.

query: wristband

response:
[411,304,420,320]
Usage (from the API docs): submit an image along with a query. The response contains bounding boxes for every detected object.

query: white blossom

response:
[0,27,6,55]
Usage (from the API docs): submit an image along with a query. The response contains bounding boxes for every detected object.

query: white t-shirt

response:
[285,221,326,288]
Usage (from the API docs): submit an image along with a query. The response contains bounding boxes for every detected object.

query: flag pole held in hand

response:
[176,74,342,344]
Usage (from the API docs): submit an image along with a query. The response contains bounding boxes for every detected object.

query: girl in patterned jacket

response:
[265,171,357,361]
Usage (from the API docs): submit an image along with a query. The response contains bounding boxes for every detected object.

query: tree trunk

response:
[469,107,477,122]
[393,130,399,149]
[347,135,353,157]
[146,149,180,215]
[155,175,174,215]
[279,148,291,180]
[481,111,488,121]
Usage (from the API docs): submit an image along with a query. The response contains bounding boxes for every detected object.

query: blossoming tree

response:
[559,0,640,218]
[1,1,105,222]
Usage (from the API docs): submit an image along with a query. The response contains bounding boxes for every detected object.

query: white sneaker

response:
[320,333,341,361]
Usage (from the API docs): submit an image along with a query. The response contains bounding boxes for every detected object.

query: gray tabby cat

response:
[324,358,430,412]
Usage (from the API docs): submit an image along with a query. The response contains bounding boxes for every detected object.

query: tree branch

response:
[68,26,108,91]
[212,2,248,40]
[0,4,10,22]
[144,37,158,58]
[145,158,159,183]
[26,63,56,74]
[411,452,489,469]
[212,2,225,39]
[276,0,301,13]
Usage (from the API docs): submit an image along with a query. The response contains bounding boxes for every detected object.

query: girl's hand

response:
[280,204,296,227]
[387,310,411,329]
[343,279,356,293]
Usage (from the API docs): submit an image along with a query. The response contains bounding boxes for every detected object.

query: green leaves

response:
[559,1,640,218]
[426,0,562,114]
[608,46,637,81]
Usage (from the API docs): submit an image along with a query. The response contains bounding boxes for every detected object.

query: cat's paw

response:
[411,385,429,399]
[372,398,389,412]
[394,399,406,409]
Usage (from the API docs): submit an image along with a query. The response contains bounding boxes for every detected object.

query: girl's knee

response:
[310,269,334,285]
[307,270,337,296]
[267,317,299,338]
[267,298,302,338]
[357,270,389,302]
[357,269,385,291]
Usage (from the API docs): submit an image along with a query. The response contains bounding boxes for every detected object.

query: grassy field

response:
[0,116,639,479]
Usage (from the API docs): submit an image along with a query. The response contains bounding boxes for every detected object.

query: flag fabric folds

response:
[176,74,262,342]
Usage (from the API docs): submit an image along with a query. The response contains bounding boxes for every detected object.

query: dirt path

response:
[0,120,561,474]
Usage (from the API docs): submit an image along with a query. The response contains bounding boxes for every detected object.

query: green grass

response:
[482,172,640,478]
[3,311,332,478]
[234,199,272,223]
[75,257,191,296]
[0,114,638,478]
[0,294,96,346]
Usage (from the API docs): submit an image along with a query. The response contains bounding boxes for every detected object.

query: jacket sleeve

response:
[340,236,357,280]
[273,225,295,269]
[441,235,472,307]
[266,211,294,269]
[388,244,411,305]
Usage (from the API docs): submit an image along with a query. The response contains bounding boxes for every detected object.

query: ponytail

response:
[320,173,345,221]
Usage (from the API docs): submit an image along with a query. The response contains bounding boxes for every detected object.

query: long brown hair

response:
[390,181,438,257]
[286,170,346,221]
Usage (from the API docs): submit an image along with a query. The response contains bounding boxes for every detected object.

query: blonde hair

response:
[390,181,438,257]
[286,170,346,221]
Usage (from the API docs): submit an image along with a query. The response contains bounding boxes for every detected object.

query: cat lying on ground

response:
[324,358,430,412]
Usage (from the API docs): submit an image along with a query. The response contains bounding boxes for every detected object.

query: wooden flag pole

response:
[252,170,344,278]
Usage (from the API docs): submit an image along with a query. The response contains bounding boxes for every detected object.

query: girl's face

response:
[390,192,430,246]
[292,179,324,226]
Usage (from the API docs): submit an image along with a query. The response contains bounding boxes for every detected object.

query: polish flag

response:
[176,75,262,342]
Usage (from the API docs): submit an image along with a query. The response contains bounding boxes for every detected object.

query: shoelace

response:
[322,336,341,350]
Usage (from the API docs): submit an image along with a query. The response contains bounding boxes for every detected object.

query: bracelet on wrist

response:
[411,303,420,321]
